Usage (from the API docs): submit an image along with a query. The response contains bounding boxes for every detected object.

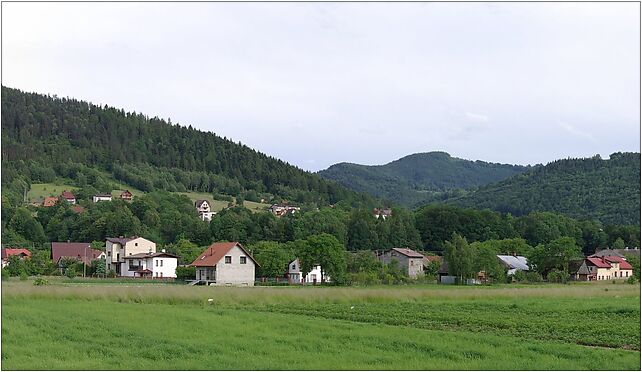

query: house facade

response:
[191,242,257,286]
[373,208,392,220]
[584,255,633,280]
[269,204,300,217]
[286,258,329,284]
[1,248,31,268]
[195,200,216,222]
[61,191,76,204]
[378,248,425,278]
[121,251,178,278]
[93,193,113,202]
[120,190,133,201]
[105,236,156,276]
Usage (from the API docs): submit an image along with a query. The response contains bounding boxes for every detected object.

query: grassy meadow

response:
[1,280,640,370]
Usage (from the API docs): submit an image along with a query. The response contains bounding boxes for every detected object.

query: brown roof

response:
[51,242,103,265]
[390,248,425,258]
[195,200,209,208]
[43,197,58,207]
[191,242,259,267]
[71,205,86,214]
[106,236,137,245]
[61,190,75,200]
[120,190,133,198]
[1,248,32,259]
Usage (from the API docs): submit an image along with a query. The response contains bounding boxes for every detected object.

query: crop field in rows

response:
[1,280,640,370]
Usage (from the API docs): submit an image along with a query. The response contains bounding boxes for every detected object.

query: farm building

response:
[92,193,113,202]
[378,248,425,278]
[1,248,31,268]
[61,190,76,204]
[496,255,529,276]
[191,242,258,286]
[269,203,300,217]
[105,236,156,276]
[122,251,178,279]
[286,258,329,284]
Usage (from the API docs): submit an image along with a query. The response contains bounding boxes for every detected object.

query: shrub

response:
[511,270,527,283]
[627,275,637,284]
[33,277,49,286]
[525,271,543,283]
[176,266,196,280]
[547,269,568,284]
[107,269,117,278]
[19,271,28,281]
[65,267,77,279]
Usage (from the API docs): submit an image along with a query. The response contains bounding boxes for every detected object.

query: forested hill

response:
[318,152,528,207]
[1,86,372,206]
[444,153,641,225]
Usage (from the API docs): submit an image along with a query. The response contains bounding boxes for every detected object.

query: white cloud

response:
[465,112,490,123]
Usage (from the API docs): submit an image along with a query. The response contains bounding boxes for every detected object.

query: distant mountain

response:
[318,152,528,207]
[444,152,641,225]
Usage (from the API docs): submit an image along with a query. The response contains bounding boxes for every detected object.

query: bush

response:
[65,267,77,279]
[349,271,380,286]
[511,270,527,283]
[525,271,543,283]
[19,271,28,281]
[107,269,117,278]
[176,266,196,280]
[627,275,637,284]
[547,269,568,284]
[33,277,49,286]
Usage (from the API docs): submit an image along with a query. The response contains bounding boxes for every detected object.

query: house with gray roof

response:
[378,248,425,278]
[497,255,529,276]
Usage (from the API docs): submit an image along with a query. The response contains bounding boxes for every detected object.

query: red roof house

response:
[43,196,58,207]
[120,190,133,201]
[51,242,105,265]
[190,242,258,285]
[61,191,76,204]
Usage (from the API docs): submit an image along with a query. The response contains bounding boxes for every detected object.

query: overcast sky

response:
[2,2,640,171]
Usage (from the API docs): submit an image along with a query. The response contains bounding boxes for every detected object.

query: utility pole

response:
[83,245,87,278]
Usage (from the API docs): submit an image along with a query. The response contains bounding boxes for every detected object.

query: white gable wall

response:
[215,245,255,286]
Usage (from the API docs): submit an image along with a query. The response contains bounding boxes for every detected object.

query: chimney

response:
[67,239,70,243]
[161,249,166,253]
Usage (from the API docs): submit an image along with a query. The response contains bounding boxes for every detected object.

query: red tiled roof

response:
[390,248,425,258]
[43,197,58,207]
[1,248,32,259]
[191,242,259,267]
[586,257,613,269]
[603,256,633,270]
[61,191,75,200]
[51,242,102,265]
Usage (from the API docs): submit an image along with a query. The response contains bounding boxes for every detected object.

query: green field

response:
[1,281,640,370]
[178,191,271,213]
[27,183,78,202]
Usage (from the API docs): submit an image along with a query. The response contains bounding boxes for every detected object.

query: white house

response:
[269,204,300,217]
[195,199,216,222]
[122,251,178,279]
[191,242,258,286]
[286,258,329,284]
[105,236,157,276]
[92,193,113,203]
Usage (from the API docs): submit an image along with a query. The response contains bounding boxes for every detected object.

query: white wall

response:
[214,245,255,286]
[150,256,177,279]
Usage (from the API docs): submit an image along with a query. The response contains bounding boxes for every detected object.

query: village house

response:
[194,199,216,222]
[190,242,258,286]
[43,196,58,207]
[580,255,634,281]
[1,248,31,268]
[121,250,178,279]
[51,242,105,272]
[285,258,329,284]
[497,254,529,276]
[92,193,113,202]
[105,236,156,276]
[120,190,133,201]
[269,203,300,217]
[373,208,392,220]
[61,190,76,204]
[378,248,425,278]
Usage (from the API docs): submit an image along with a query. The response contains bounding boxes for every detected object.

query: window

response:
[160,260,163,267]
[107,251,111,256]
[240,257,247,264]
[410,260,414,266]
[160,272,163,278]
[135,243,138,247]
[291,264,296,270]
[155,260,158,267]
[225,256,232,264]
[626,272,629,277]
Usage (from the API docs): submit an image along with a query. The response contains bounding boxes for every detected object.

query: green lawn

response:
[178,191,271,213]
[27,183,78,202]
[1,282,640,370]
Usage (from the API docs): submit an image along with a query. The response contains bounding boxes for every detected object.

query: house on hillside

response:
[93,193,113,202]
[105,236,156,276]
[1,248,32,268]
[122,250,178,279]
[191,242,258,286]
[269,203,300,217]
[373,208,392,220]
[497,255,529,276]
[43,196,58,207]
[195,200,216,222]
[378,248,425,278]
[120,190,133,201]
[51,242,105,271]
[285,258,329,284]
[61,191,76,204]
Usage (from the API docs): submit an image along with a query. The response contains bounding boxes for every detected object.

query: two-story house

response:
[195,200,216,222]
[191,242,258,286]
[378,248,425,278]
[105,236,156,276]
[122,250,178,279]
[286,258,329,284]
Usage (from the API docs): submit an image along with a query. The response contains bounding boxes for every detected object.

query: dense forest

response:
[444,153,641,225]
[318,152,528,207]
[1,86,373,207]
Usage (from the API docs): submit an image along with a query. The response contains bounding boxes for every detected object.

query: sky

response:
[2,2,640,171]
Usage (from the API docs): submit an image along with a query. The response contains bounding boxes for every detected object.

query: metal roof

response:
[497,255,529,271]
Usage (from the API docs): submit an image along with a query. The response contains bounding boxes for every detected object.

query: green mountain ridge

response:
[444,152,641,225]
[318,152,529,207]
